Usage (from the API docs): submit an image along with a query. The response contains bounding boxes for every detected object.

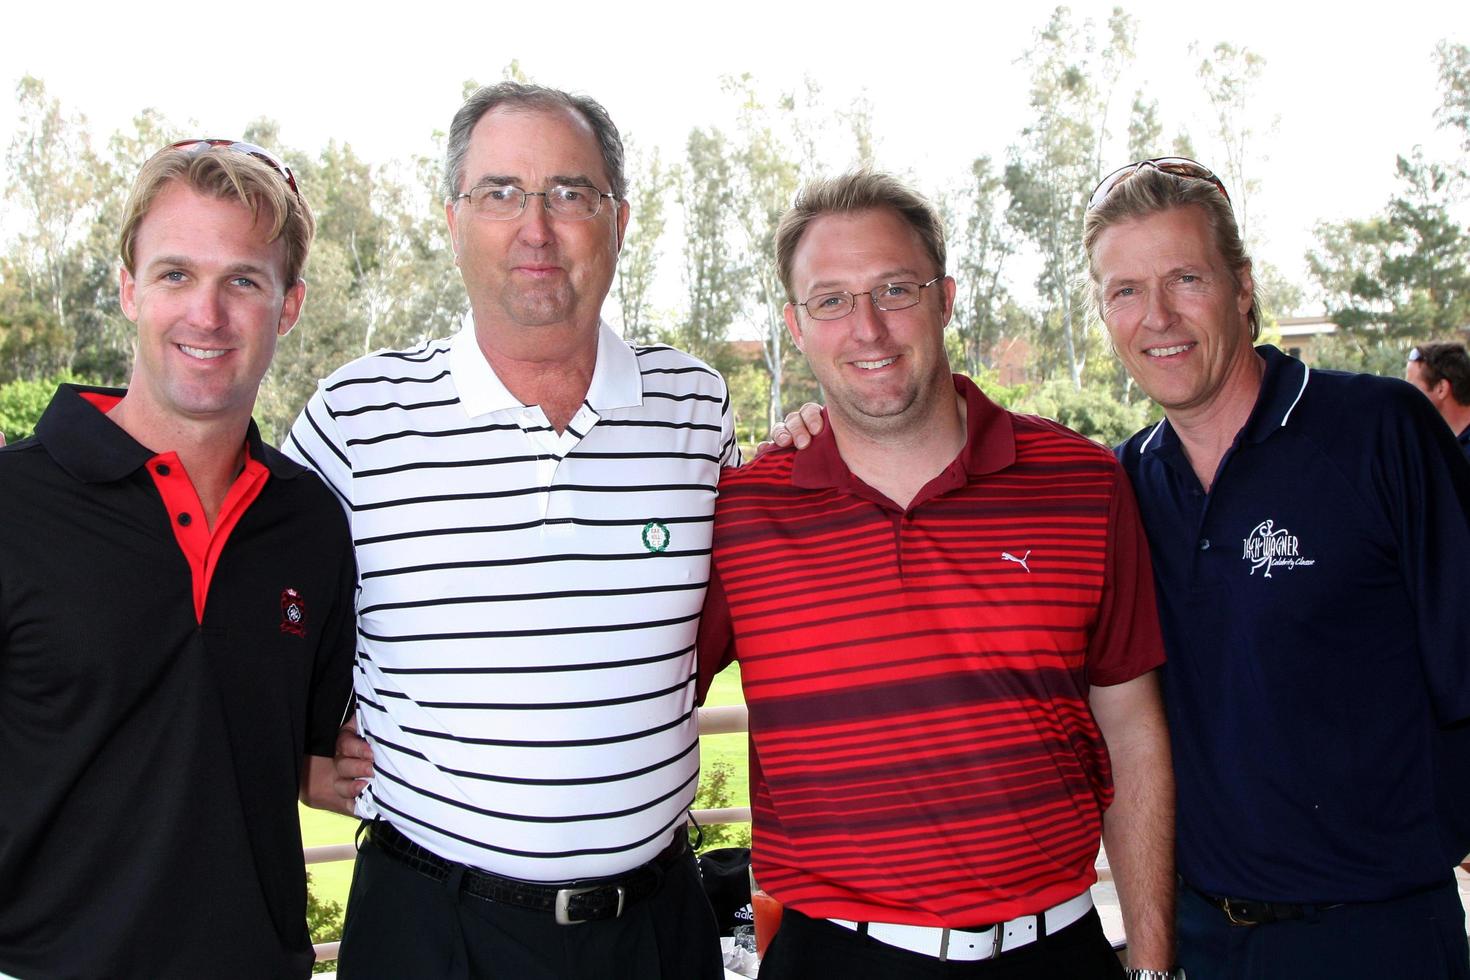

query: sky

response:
[2,0,1467,316]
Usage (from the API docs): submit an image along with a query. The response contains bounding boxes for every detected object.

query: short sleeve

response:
[1086,466,1167,687]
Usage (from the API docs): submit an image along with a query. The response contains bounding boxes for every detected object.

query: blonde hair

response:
[119,145,315,285]
[1083,166,1259,340]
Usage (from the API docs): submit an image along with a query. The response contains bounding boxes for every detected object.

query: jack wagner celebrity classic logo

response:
[1241,520,1316,578]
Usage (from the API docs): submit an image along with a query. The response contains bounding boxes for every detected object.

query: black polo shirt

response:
[1118,346,1470,904]
[0,385,357,979]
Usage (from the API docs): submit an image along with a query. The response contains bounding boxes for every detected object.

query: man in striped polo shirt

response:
[699,172,1178,979]
[287,83,737,978]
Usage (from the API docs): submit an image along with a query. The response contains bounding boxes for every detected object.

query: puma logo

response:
[1001,550,1032,573]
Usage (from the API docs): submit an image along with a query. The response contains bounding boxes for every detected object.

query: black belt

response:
[1186,881,1342,927]
[367,820,687,925]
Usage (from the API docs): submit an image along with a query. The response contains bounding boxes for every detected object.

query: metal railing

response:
[304,704,754,966]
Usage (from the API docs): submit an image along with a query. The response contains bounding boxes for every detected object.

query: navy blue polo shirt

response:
[1457,423,1470,462]
[1118,345,1470,904]
[0,385,357,979]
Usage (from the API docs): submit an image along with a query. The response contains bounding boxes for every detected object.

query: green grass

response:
[299,663,752,909]
[300,804,358,914]
[700,661,751,810]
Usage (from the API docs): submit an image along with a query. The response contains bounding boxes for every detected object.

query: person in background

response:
[1406,340,1470,461]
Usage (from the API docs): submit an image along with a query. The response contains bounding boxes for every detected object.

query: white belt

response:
[829,890,1093,962]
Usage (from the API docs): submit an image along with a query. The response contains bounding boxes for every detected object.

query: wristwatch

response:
[1126,971,1184,980]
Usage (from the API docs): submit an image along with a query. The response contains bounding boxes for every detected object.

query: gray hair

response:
[1083,166,1260,341]
[443,81,626,203]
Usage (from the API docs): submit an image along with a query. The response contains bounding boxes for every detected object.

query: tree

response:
[1307,331,1409,379]
[78,108,186,382]
[1306,149,1470,341]
[255,134,462,444]
[721,75,805,431]
[1193,42,1272,243]
[1009,376,1155,446]
[672,127,745,372]
[1435,40,1470,158]
[615,139,671,345]
[949,156,1016,378]
[0,371,83,441]
[1006,6,1136,390]
[0,287,71,383]
[691,761,752,850]
[1126,94,1162,161]
[1,77,126,380]
[306,872,344,974]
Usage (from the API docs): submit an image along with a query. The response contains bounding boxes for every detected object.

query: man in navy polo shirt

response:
[1084,158,1470,978]
[0,141,356,978]
[1407,341,1470,462]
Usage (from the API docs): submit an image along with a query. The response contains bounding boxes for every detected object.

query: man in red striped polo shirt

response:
[699,171,1177,980]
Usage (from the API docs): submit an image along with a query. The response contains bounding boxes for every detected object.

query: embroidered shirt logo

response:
[1241,520,1316,577]
[1001,550,1032,573]
[280,588,308,637]
[642,520,671,554]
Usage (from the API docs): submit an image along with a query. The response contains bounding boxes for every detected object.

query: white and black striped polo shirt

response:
[285,320,739,881]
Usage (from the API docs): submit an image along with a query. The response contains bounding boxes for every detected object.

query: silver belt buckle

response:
[554,884,625,925]
[937,923,1003,962]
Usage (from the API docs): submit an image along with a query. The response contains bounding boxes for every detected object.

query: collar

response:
[34,384,301,483]
[450,316,643,419]
[791,374,1016,495]
[1135,344,1309,458]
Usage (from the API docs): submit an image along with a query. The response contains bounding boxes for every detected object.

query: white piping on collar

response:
[1138,418,1167,454]
[1280,363,1310,427]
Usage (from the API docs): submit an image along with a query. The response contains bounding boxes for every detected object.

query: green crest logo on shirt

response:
[642,520,671,553]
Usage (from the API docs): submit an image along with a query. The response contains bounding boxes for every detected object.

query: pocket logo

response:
[1242,520,1315,578]
[280,588,308,637]
[642,520,671,554]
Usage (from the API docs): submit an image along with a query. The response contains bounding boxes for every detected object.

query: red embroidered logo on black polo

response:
[280,588,307,637]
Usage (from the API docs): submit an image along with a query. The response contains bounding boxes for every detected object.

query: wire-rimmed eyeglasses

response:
[795,276,944,321]
[451,184,618,221]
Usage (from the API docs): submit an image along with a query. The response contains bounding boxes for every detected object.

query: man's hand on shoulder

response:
[300,719,373,816]
[753,402,824,457]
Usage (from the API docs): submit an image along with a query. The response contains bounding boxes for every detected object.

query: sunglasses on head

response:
[169,138,299,198]
[1088,157,1230,212]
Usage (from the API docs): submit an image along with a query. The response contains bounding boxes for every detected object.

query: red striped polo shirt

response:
[698,374,1165,927]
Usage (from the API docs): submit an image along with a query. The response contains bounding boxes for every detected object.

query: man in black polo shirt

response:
[0,141,356,978]
[1085,159,1470,979]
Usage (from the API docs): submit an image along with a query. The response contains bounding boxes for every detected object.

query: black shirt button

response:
[177,512,192,527]
[1199,538,1211,551]
[155,463,171,476]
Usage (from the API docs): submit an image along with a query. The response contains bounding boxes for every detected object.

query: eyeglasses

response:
[451,184,618,221]
[170,138,300,198]
[795,276,943,321]
[1088,157,1230,212]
